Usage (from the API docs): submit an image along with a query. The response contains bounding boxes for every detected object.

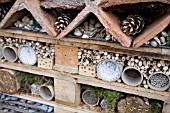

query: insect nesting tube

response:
[147,72,170,91]
[122,67,143,86]
[96,59,123,82]
[82,90,99,106]
[3,46,18,62]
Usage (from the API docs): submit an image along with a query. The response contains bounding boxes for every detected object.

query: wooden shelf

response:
[0,62,169,103]
[0,29,170,61]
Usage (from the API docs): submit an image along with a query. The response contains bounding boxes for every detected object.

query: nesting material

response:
[0,69,20,94]
[72,18,117,42]
[144,31,168,47]
[3,46,18,62]
[13,16,45,32]
[38,58,54,69]
[55,13,72,33]
[79,65,96,77]
[18,45,37,66]
[117,97,149,113]
[147,72,170,91]
[121,15,145,36]
[97,60,122,82]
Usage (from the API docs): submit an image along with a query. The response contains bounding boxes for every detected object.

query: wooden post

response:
[162,102,170,113]
[53,45,78,73]
[54,78,80,106]
[54,107,75,113]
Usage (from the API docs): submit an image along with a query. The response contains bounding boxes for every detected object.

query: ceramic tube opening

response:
[122,67,143,86]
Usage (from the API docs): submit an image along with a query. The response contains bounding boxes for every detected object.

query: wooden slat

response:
[40,0,85,9]
[54,78,80,106]
[103,0,170,8]
[0,29,170,60]
[0,62,169,103]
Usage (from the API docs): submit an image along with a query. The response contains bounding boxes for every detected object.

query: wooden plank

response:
[76,75,170,103]
[103,0,170,8]
[53,64,78,74]
[0,29,56,44]
[54,107,75,113]
[38,58,54,70]
[41,0,85,9]
[0,29,170,60]
[0,62,169,102]
[55,45,78,70]
[162,103,170,113]
[54,78,81,106]
[0,62,75,82]
[79,65,96,77]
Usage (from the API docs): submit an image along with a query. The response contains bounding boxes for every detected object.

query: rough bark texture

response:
[41,0,85,9]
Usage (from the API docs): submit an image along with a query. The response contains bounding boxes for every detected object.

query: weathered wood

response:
[53,64,78,74]
[76,76,170,103]
[0,29,56,44]
[41,0,85,9]
[103,0,170,8]
[0,0,58,37]
[96,8,132,47]
[54,78,81,106]
[54,45,78,73]
[0,70,19,94]
[56,0,132,47]
[54,107,75,113]
[1,29,170,61]
[0,62,169,103]
[79,66,96,78]
[162,103,170,113]
[133,12,170,48]
[38,58,54,70]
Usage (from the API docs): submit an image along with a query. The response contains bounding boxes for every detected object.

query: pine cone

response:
[0,6,9,22]
[55,13,72,33]
[121,15,145,36]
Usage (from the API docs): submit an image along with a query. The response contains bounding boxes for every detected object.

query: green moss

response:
[14,71,53,93]
[149,100,163,113]
[82,85,124,113]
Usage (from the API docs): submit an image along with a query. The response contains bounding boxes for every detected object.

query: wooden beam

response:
[103,0,170,8]
[0,62,169,103]
[54,79,81,106]
[40,0,85,10]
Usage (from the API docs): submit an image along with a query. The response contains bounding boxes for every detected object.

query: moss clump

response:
[15,71,53,93]
[82,85,124,113]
